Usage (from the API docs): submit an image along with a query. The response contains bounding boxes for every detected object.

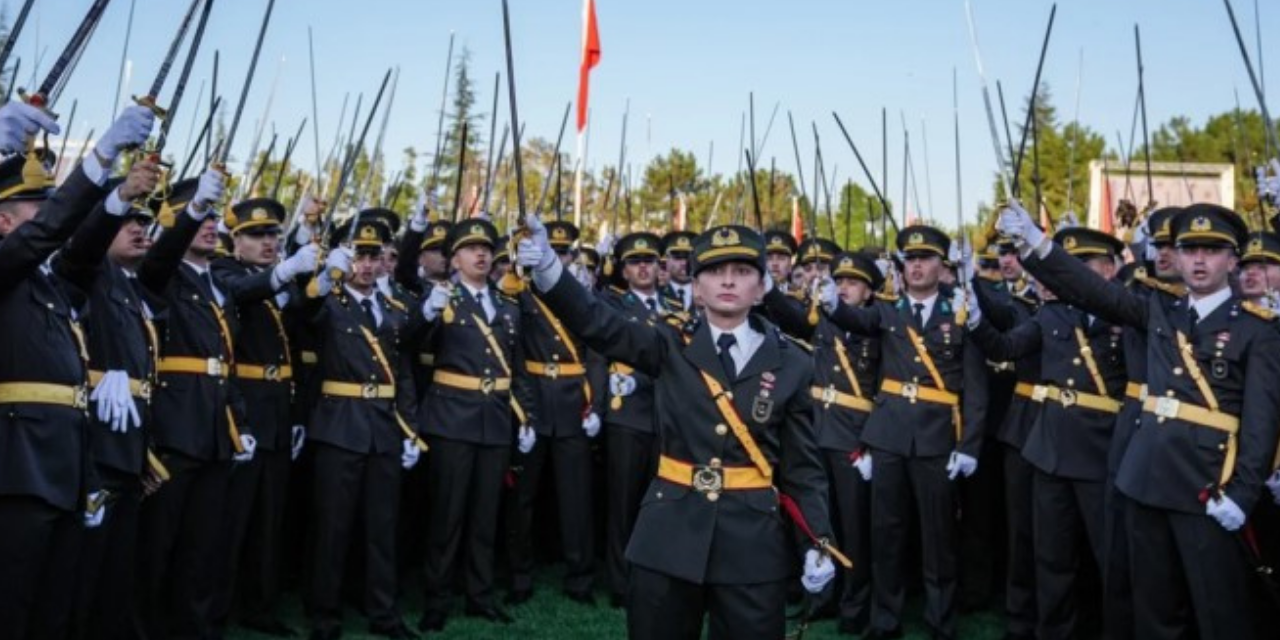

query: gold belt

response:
[320,380,396,399]
[418,353,436,367]
[88,370,152,400]
[1017,383,1121,414]
[657,455,773,500]
[1142,396,1239,433]
[158,357,229,378]
[0,382,89,410]
[432,370,511,394]
[525,361,586,379]
[810,385,873,413]
[234,363,293,382]
[298,350,319,365]
[1125,382,1148,402]
[880,378,958,406]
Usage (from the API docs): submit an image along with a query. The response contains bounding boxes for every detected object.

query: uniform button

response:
[715,424,729,436]
[833,366,841,372]
[1218,443,1226,451]
[485,348,492,354]
[706,491,720,502]
[484,368,491,375]
[1066,379,1075,387]
[709,458,722,468]
[1173,367,1184,376]
[913,357,921,363]
[656,491,664,499]
[552,354,560,361]
[554,336,562,342]
[1072,358,1081,366]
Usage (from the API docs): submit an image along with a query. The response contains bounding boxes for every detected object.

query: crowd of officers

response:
[3,95,1280,640]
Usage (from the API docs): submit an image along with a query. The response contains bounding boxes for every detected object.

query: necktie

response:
[646,297,658,313]
[912,302,925,328]
[475,291,492,322]
[717,333,738,381]
[201,271,220,306]
[1188,305,1199,327]
[361,299,377,329]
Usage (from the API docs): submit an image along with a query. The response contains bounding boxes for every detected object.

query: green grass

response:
[226,566,1007,639]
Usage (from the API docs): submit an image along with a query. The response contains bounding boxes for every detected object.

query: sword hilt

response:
[18,89,57,120]
[132,95,170,121]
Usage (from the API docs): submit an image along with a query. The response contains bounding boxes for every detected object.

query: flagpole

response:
[574,130,584,230]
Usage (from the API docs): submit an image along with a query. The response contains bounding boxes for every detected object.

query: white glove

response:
[609,372,637,397]
[818,277,838,314]
[516,214,558,273]
[596,233,617,257]
[763,271,775,293]
[94,104,156,163]
[0,101,60,153]
[946,451,978,480]
[1058,210,1081,229]
[965,290,982,330]
[401,438,421,470]
[90,370,142,433]
[853,450,873,482]
[583,412,601,438]
[291,425,306,461]
[517,425,537,454]
[84,491,107,528]
[1266,470,1280,506]
[409,192,429,232]
[294,221,314,246]
[324,246,354,278]
[800,548,837,594]
[190,167,227,214]
[1206,494,1246,531]
[569,262,593,288]
[996,200,1044,253]
[1256,159,1280,205]
[275,243,320,283]
[421,283,451,321]
[234,434,257,463]
[874,257,892,278]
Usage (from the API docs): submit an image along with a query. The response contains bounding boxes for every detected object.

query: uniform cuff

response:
[532,259,563,292]
[103,188,130,217]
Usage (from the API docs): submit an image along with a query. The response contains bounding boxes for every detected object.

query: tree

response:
[430,46,488,218]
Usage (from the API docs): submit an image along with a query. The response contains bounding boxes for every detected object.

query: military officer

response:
[211,197,318,635]
[519,218,839,640]
[416,219,539,632]
[593,231,673,607]
[506,220,602,605]
[969,227,1129,640]
[0,102,154,638]
[302,213,423,639]
[999,202,1280,640]
[762,250,884,635]
[659,230,696,311]
[763,229,798,290]
[822,225,988,640]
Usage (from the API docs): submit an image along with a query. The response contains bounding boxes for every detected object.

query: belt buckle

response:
[264,365,280,382]
[361,383,379,399]
[1154,396,1180,420]
[480,377,496,394]
[1059,388,1078,408]
[691,465,724,494]
[206,359,223,377]
[1031,385,1049,402]
[545,362,559,379]
[901,382,919,403]
[73,386,88,410]
[821,386,837,405]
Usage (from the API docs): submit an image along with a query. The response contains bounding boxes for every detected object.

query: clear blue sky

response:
[21,0,1279,223]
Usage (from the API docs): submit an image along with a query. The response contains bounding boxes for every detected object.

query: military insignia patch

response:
[712,227,740,247]
[752,396,774,422]
[1210,359,1228,379]
[1190,216,1211,232]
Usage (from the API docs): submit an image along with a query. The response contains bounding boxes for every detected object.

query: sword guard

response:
[17,89,56,120]
[132,95,169,121]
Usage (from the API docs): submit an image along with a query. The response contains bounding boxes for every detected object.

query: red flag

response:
[576,0,601,132]
[1099,178,1115,235]
[791,197,804,242]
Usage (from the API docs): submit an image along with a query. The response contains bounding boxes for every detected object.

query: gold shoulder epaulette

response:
[1242,300,1277,321]
[875,292,899,303]
[783,335,814,352]
[383,296,407,313]
[1133,272,1186,298]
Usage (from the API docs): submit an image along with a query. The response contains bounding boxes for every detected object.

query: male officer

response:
[822,225,988,640]
[999,202,1280,639]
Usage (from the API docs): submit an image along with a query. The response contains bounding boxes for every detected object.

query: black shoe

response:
[504,588,532,606]
[836,617,868,636]
[369,621,418,639]
[416,610,447,633]
[564,589,595,606]
[464,603,514,624]
[864,628,904,640]
[243,616,299,637]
